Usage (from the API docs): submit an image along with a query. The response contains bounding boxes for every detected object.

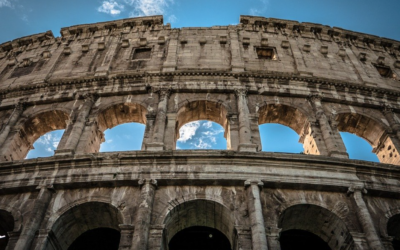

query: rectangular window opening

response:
[132,48,152,60]
[374,64,395,78]
[256,47,276,60]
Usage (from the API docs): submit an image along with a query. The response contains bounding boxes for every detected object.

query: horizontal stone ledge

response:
[0,150,397,172]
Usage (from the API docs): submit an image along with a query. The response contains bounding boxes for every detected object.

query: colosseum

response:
[0,14,400,250]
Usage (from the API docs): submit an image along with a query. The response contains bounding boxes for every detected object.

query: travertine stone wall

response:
[0,15,400,250]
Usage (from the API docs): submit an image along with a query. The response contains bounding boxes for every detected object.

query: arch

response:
[163,199,235,248]
[335,112,400,164]
[45,201,123,250]
[175,100,229,149]
[0,209,15,250]
[0,204,22,233]
[2,110,69,161]
[278,204,354,250]
[97,102,147,131]
[258,103,323,155]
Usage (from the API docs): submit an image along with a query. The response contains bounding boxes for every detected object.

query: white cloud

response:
[202,121,212,129]
[98,1,124,15]
[36,132,62,150]
[178,121,200,143]
[249,0,269,16]
[194,138,211,149]
[167,14,177,23]
[124,0,173,17]
[0,0,12,8]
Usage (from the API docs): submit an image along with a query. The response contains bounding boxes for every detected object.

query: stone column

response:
[164,113,177,150]
[229,28,245,72]
[118,224,135,250]
[14,185,54,250]
[146,89,170,151]
[308,95,348,158]
[236,89,257,152]
[142,113,156,150]
[55,94,96,156]
[382,106,400,140]
[131,179,157,250]
[245,180,268,250]
[0,102,24,147]
[266,227,281,250]
[227,113,239,151]
[148,225,165,250]
[348,186,385,250]
[163,30,179,72]
[235,226,253,250]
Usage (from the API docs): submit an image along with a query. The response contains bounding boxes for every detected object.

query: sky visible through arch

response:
[1,0,394,163]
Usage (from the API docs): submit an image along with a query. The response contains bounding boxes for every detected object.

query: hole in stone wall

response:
[99,123,145,152]
[259,123,303,153]
[256,47,276,60]
[374,64,396,78]
[26,129,65,159]
[176,121,226,150]
[0,210,14,250]
[340,132,379,162]
[132,48,151,60]
[280,229,331,250]
[169,226,231,250]
[67,228,120,250]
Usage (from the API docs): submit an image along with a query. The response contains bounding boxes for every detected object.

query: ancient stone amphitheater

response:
[0,14,400,250]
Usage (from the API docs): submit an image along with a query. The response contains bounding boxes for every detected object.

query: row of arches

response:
[1,199,400,250]
[0,99,398,165]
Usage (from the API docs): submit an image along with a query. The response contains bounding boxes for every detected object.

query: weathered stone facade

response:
[0,15,400,249]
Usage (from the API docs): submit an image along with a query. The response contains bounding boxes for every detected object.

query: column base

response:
[54,149,75,156]
[329,151,349,159]
[146,142,165,151]
[238,143,258,152]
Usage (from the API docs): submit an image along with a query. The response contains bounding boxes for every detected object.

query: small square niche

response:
[256,47,276,60]
[132,48,152,60]
[374,64,395,78]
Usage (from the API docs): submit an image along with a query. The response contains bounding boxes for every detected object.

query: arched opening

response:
[259,124,303,153]
[46,202,122,250]
[340,132,379,162]
[0,210,14,250]
[67,228,120,250]
[387,214,400,250]
[176,101,229,150]
[26,129,65,159]
[97,103,147,152]
[176,120,226,149]
[163,199,234,250]
[280,229,331,250]
[258,104,320,155]
[336,113,399,164]
[169,226,231,250]
[278,204,354,250]
[2,110,68,161]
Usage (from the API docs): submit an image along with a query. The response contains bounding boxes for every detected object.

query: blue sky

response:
[0,0,393,162]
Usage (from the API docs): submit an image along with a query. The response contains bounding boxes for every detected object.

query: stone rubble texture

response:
[0,14,399,249]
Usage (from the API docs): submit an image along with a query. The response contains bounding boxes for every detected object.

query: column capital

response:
[244,179,264,189]
[36,184,55,192]
[139,179,158,188]
[307,93,323,103]
[383,104,394,115]
[347,185,367,195]
[152,87,171,99]
[15,101,26,111]
[235,88,248,98]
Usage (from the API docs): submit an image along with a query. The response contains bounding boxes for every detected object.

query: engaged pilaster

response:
[55,93,96,156]
[146,88,170,151]
[245,180,268,250]
[0,102,25,147]
[131,179,157,250]
[14,185,54,250]
[308,95,348,158]
[347,186,385,250]
[236,89,258,152]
